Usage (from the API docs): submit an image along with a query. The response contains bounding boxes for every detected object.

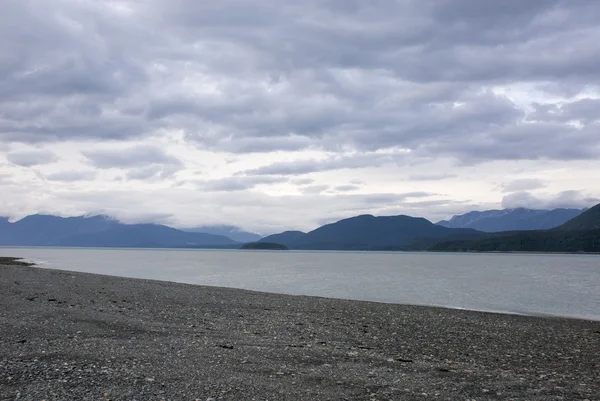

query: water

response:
[2,247,599,321]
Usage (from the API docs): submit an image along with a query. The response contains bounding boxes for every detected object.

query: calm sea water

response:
[2,247,599,321]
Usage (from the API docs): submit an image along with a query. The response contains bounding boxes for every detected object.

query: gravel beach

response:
[1,258,599,400]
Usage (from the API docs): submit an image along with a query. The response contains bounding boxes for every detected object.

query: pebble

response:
[2,263,599,400]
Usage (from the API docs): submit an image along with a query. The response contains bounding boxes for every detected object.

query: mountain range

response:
[260,215,477,250]
[436,208,584,232]
[0,215,236,248]
[1,205,599,253]
[431,204,600,253]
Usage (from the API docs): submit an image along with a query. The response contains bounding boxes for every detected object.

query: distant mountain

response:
[57,224,235,248]
[555,203,600,230]
[431,203,600,253]
[437,208,584,232]
[0,214,237,248]
[259,231,306,247]
[0,214,119,246]
[0,217,10,229]
[182,225,261,243]
[271,214,478,250]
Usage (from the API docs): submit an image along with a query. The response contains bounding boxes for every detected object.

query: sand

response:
[1,258,599,400]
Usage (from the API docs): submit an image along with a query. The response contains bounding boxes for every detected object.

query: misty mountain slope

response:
[259,231,306,247]
[0,217,10,229]
[431,203,600,253]
[57,224,237,247]
[437,208,584,232]
[555,203,600,230]
[0,214,238,247]
[182,225,261,243]
[529,208,587,229]
[0,214,120,246]
[291,214,478,250]
[437,209,542,230]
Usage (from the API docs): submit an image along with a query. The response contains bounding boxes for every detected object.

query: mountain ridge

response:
[0,214,237,247]
[262,214,479,250]
[431,204,600,253]
[437,207,584,232]
[3,204,599,252]
[555,203,600,231]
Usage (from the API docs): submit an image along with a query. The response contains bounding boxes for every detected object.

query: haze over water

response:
[2,247,599,321]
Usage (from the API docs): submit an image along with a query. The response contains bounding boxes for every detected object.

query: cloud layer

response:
[1,0,599,232]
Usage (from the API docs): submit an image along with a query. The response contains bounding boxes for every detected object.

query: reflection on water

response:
[2,247,599,320]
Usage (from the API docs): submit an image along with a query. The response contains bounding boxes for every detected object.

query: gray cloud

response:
[299,185,330,195]
[46,170,97,182]
[6,149,58,167]
[242,151,408,176]
[43,186,444,233]
[530,98,600,125]
[103,211,175,226]
[291,178,314,185]
[409,173,457,181]
[125,165,182,181]
[0,173,13,185]
[82,145,182,169]
[196,176,287,192]
[501,190,597,210]
[381,199,472,216]
[501,179,547,193]
[1,0,600,231]
[362,192,435,204]
[0,0,598,163]
[334,185,360,192]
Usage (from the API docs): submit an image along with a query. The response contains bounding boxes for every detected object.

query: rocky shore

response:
[1,259,599,400]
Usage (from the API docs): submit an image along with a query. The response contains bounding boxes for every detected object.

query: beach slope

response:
[1,260,598,400]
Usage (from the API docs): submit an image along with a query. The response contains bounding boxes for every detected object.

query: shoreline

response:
[2,261,599,400]
[8,255,600,322]
[0,256,35,266]
[14,258,600,323]
[3,245,600,256]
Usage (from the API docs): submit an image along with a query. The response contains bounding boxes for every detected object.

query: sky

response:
[1,0,600,234]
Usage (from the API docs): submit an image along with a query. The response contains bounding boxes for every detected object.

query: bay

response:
[1,247,599,321]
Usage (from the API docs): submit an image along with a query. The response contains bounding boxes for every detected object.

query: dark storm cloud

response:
[6,149,58,167]
[2,0,600,162]
[82,145,182,169]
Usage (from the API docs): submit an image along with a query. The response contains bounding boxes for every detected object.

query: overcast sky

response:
[1,0,600,234]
